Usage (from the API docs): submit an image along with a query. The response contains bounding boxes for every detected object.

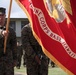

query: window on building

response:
[21,20,29,29]
[10,21,16,31]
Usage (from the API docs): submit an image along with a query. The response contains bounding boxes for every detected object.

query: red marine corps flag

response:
[15,0,76,75]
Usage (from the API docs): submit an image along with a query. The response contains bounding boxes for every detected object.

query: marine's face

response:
[0,14,6,26]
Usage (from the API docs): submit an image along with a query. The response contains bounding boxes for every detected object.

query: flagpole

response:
[4,0,13,53]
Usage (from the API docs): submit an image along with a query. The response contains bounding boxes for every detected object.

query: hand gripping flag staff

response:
[15,0,76,75]
[4,0,13,53]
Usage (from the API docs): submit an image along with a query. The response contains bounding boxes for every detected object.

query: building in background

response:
[6,18,29,44]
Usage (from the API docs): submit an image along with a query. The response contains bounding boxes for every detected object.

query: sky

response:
[0,0,27,18]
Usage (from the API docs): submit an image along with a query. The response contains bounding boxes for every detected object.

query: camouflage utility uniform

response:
[21,24,49,75]
[0,26,17,75]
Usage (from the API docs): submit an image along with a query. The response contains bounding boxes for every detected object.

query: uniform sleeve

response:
[10,29,17,61]
[21,26,36,58]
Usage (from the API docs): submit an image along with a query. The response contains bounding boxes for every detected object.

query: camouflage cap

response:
[0,7,6,15]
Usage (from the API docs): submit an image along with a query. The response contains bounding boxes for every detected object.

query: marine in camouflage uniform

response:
[21,23,49,75]
[16,41,23,69]
[0,7,17,75]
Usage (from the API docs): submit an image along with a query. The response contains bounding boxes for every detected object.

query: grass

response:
[15,66,25,73]
[15,65,68,75]
[48,67,67,75]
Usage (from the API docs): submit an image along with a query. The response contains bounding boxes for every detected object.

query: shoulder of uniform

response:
[24,24,30,28]
[22,24,30,30]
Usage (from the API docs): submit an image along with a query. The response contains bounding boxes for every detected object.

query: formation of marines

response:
[0,7,55,75]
